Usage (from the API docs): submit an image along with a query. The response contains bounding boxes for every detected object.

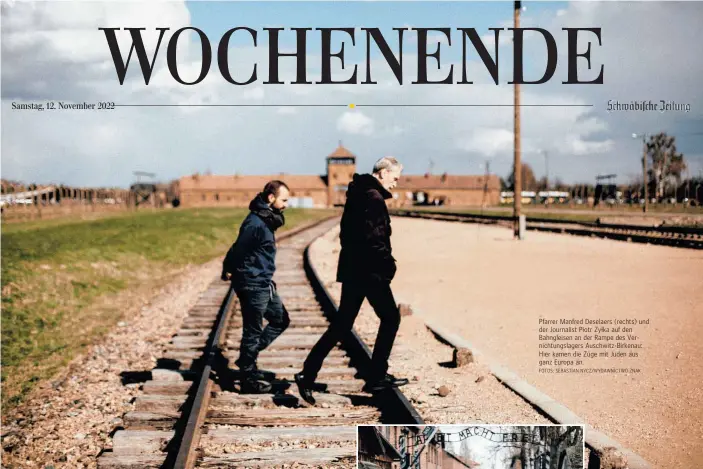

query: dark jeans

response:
[235,284,290,374]
[303,278,401,383]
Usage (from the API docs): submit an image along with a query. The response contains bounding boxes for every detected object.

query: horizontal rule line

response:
[115,104,593,107]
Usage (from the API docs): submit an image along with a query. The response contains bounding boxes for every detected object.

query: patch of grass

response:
[1,209,155,234]
[1,207,335,410]
[521,210,600,223]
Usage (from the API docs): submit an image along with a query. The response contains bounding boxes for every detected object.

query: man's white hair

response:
[372,156,403,174]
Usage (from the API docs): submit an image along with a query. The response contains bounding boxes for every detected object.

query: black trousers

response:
[235,284,290,374]
[303,278,401,382]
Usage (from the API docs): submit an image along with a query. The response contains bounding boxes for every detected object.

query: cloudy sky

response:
[2,1,702,188]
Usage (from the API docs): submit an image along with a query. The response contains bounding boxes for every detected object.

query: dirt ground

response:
[374,217,702,469]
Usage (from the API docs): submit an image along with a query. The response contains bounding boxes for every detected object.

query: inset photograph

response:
[358,425,584,469]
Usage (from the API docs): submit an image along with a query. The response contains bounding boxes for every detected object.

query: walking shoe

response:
[384,373,409,387]
[310,381,328,392]
[240,378,272,394]
[250,366,276,381]
[294,372,316,405]
[362,373,409,393]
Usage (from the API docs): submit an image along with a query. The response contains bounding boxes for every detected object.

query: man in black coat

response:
[295,157,408,404]
[221,180,291,394]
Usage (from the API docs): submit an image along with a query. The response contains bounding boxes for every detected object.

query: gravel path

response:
[309,227,550,426]
[1,259,222,469]
[374,217,702,469]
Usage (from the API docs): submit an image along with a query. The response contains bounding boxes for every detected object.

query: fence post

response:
[518,214,526,240]
[35,189,42,220]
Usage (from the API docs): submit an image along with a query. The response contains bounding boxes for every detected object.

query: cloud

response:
[1,1,192,101]
[566,136,615,156]
[456,128,514,158]
[337,111,374,135]
[1,1,702,187]
[387,124,406,136]
[479,30,512,48]
[242,86,265,100]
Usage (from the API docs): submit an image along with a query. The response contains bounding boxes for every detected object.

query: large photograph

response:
[2,1,702,468]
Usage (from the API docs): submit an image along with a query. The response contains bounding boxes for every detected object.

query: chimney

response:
[441,172,448,182]
[424,172,430,178]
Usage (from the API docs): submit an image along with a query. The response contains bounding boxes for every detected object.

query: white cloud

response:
[387,124,406,136]
[1,2,192,100]
[242,86,265,100]
[426,32,451,44]
[566,137,615,156]
[479,31,512,48]
[1,2,702,188]
[456,128,514,158]
[337,111,374,135]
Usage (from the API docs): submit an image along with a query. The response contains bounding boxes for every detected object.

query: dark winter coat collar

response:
[249,193,285,231]
[348,173,392,200]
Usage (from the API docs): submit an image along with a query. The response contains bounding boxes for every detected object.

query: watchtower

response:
[131,171,157,207]
[326,142,356,206]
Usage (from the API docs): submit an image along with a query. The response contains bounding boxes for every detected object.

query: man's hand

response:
[221,271,232,281]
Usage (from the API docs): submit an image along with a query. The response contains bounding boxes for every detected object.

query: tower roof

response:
[327,142,356,159]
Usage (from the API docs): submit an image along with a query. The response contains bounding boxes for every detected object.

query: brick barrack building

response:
[174,144,500,209]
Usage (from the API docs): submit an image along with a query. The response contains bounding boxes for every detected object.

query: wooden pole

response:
[642,134,648,213]
[513,1,522,238]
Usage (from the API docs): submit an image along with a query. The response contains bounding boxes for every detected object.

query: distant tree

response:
[483,425,583,469]
[506,163,538,191]
[500,177,509,191]
[552,178,568,191]
[540,178,568,192]
[459,437,477,464]
[540,426,583,469]
[679,176,703,205]
[646,132,686,199]
[536,176,548,191]
[571,183,596,200]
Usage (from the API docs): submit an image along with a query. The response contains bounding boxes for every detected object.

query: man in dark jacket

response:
[221,180,290,394]
[295,157,408,404]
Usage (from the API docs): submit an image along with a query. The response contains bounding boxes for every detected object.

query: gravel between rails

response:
[1,259,222,469]
[308,226,551,426]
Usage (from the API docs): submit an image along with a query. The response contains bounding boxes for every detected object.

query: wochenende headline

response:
[99,27,604,86]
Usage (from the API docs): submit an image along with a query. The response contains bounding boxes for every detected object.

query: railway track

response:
[391,209,703,249]
[97,217,422,469]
